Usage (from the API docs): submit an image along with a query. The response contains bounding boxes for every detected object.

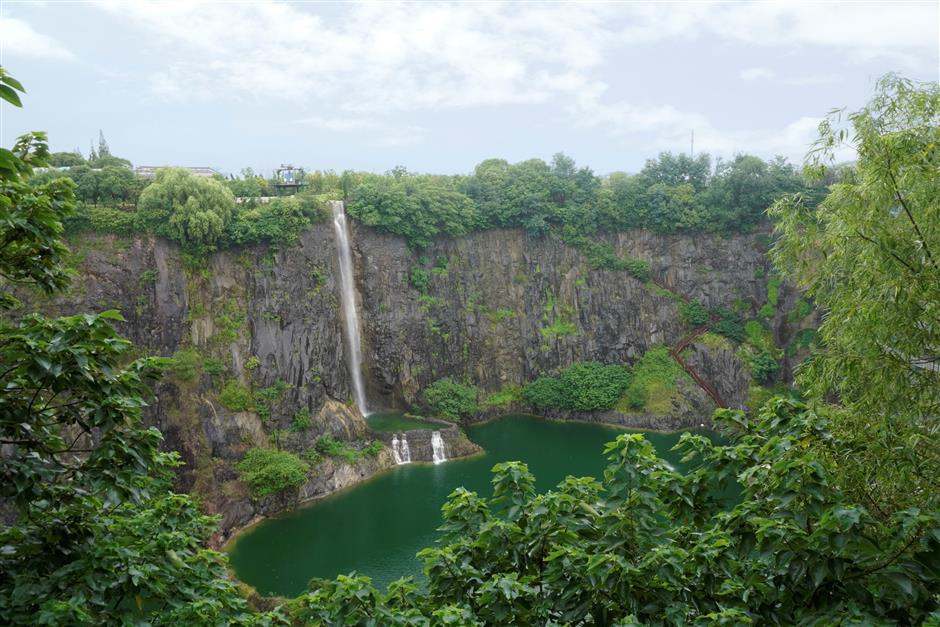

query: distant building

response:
[272,164,307,196]
[135,166,221,179]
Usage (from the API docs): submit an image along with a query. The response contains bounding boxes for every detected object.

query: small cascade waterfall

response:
[391,433,412,464]
[330,200,369,415]
[431,431,447,464]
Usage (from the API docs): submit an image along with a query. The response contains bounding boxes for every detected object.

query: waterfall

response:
[431,431,447,464]
[391,433,411,464]
[330,200,369,415]
[391,434,403,464]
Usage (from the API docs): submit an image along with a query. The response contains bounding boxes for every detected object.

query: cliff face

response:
[24,220,795,534]
[355,226,772,408]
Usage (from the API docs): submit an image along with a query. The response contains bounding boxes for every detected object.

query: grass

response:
[482,385,522,409]
[617,347,689,415]
[540,321,577,339]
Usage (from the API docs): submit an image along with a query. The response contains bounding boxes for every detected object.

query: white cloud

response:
[740,67,775,81]
[86,1,936,162]
[0,17,75,61]
[294,114,426,148]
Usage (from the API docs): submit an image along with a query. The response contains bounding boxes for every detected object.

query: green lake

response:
[227,415,717,597]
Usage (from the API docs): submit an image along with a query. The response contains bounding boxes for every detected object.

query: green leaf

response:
[0,84,23,107]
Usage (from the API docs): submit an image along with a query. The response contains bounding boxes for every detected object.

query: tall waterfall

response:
[431,431,447,464]
[330,200,369,415]
[391,433,411,464]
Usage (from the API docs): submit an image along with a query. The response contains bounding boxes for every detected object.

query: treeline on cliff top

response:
[32,143,829,253]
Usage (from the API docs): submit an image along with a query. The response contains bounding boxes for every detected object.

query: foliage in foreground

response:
[286,399,940,625]
[0,68,267,625]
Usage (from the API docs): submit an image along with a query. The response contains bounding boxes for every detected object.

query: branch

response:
[884,152,937,271]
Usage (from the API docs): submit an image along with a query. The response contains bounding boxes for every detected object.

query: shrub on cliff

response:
[679,299,710,327]
[749,350,780,384]
[235,448,310,498]
[423,377,478,420]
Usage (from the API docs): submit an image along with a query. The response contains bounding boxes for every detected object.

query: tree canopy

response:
[770,74,940,514]
[138,167,236,254]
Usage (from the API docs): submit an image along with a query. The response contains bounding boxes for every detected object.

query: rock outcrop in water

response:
[18,219,808,535]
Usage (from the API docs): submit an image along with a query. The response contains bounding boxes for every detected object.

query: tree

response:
[770,74,940,513]
[423,377,479,420]
[138,167,235,254]
[47,150,85,167]
[97,129,111,157]
[0,67,260,625]
[639,152,712,192]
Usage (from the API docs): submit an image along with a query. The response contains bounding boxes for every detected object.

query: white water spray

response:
[431,431,447,464]
[330,200,369,415]
[391,433,411,464]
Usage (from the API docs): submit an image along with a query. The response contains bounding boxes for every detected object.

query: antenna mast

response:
[690,129,695,158]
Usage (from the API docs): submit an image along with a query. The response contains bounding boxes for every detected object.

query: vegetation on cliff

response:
[235,448,310,499]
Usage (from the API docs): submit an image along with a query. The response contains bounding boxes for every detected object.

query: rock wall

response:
[22,219,801,533]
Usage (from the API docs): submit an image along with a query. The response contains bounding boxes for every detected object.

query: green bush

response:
[204,358,226,376]
[226,193,328,249]
[559,362,631,411]
[235,448,309,498]
[680,300,710,327]
[219,380,253,412]
[540,321,577,339]
[521,376,571,411]
[255,379,290,402]
[315,435,359,463]
[522,362,630,412]
[361,441,385,458]
[409,266,430,293]
[423,377,479,420]
[291,407,312,432]
[712,308,746,342]
[138,270,158,286]
[167,349,202,383]
[483,385,522,408]
[767,277,782,307]
[750,351,780,384]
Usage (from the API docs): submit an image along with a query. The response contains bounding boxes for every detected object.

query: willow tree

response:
[137,167,235,255]
[770,74,940,513]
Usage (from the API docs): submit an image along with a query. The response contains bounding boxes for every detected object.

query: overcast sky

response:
[1,1,937,176]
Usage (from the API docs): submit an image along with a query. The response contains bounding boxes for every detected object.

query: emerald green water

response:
[365,411,436,432]
[227,415,717,597]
